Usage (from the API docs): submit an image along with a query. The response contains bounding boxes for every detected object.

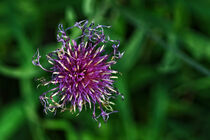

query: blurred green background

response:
[1,0,210,140]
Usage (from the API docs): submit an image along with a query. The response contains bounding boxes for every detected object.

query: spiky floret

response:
[32,20,124,125]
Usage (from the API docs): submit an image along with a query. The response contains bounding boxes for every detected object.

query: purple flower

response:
[32,20,124,125]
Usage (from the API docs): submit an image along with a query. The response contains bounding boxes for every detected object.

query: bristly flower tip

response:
[32,20,124,126]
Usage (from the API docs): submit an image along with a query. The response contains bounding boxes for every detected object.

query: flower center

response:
[76,72,85,81]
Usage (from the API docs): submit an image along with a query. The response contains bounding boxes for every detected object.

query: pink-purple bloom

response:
[32,20,124,125]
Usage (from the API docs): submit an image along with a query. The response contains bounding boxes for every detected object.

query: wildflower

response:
[32,20,124,125]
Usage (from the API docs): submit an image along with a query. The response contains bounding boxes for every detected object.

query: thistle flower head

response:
[32,20,124,125]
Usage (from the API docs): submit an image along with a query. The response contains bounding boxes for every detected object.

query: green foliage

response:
[1,0,210,140]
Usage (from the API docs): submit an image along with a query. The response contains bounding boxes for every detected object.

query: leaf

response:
[43,120,77,140]
[119,28,145,72]
[146,85,169,140]
[0,101,25,140]
[82,0,94,17]
[182,31,210,60]
[0,64,38,78]
[115,77,138,140]
[159,33,180,73]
